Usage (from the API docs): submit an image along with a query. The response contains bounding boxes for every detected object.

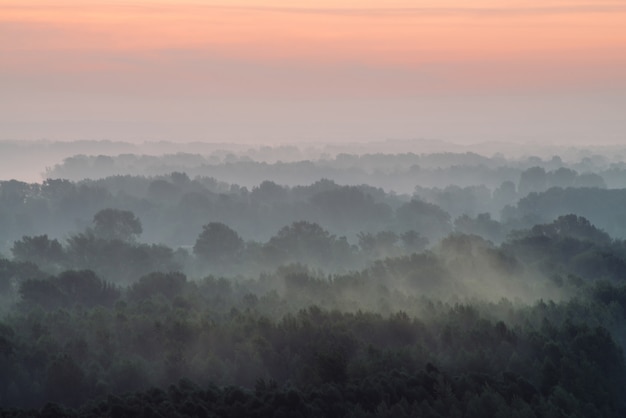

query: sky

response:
[1,0,625,145]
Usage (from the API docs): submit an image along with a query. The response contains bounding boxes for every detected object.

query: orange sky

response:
[1,0,625,143]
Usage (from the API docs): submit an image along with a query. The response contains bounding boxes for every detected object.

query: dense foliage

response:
[2,150,626,416]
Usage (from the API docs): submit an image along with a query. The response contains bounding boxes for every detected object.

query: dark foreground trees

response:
[1,289,625,417]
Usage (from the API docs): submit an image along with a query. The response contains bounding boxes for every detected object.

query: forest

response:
[2,146,626,417]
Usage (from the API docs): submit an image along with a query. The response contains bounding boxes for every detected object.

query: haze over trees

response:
[1,143,626,416]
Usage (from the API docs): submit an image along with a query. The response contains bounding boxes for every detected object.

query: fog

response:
[3,94,626,146]
[2,143,626,416]
[3,0,626,412]
[3,137,626,185]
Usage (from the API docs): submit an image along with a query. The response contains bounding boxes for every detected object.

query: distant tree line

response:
[2,166,626,258]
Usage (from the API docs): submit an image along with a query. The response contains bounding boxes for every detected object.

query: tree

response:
[454,213,504,243]
[265,221,353,269]
[45,355,88,406]
[19,278,66,309]
[575,172,607,189]
[528,214,611,246]
[493,181,517,209]
[251,181,288,203]
[54,270,120,307]
[548,167,577,188]
[92,208,142,242]
[358,231,400,258]
[396,200,451,242]
[400,230,429,253]
[193,222,244,263]
[128,271,187,302]
[11,235,65,271]
[147,179,180,202]
[310,186,392,232]
[0,258,45,295]
[518,166,547,196]
[65,231,179,283]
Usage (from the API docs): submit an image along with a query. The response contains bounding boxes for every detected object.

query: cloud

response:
[3,2,626,18]
[192,4,626,17]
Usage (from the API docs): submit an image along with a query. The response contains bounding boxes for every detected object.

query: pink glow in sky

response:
[1,1,625,144]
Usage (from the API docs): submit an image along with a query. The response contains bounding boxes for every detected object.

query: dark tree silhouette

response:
[11,235,65,272]
[193,222,244,263]
[92,208,143,242]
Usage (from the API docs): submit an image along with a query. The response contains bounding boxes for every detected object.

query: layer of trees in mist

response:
[2,148,626,416]
[45,148,622,194]
[4,153,626,251]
